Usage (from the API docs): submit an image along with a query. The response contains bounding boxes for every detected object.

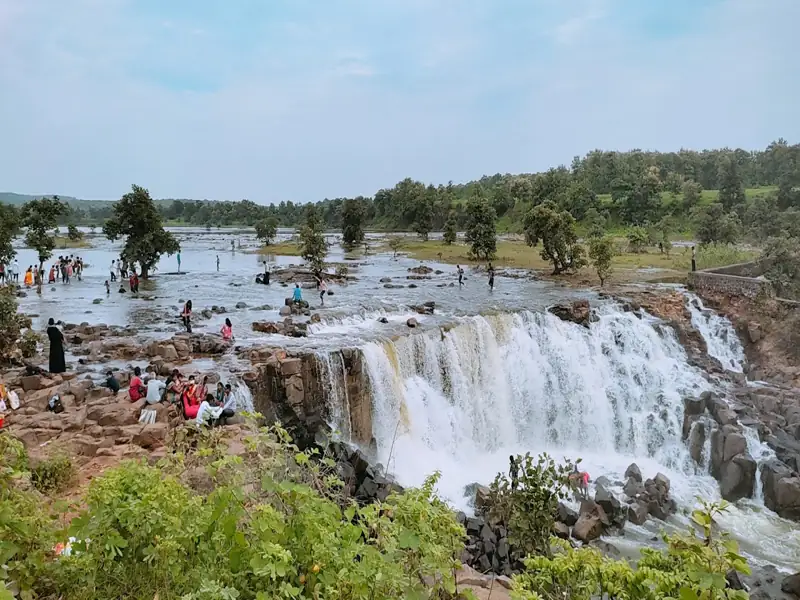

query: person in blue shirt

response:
[292,284,303,304]
[177,252,182,273]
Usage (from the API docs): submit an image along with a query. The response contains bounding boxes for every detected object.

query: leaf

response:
[398,528,420,550]
[680,586,699,600]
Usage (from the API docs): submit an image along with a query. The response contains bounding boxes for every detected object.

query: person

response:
[47,265,56,284]
[129,271,138,293]
[196,375,209,405]
[230,240,235,251]
[216,254,220,271]
[181,375,200,419]
[262,261,271,285]
[129,367,145,402]
[110,260,117,282]
[46,394,65,414]
[691,245,697,272]
[219,383,236,425]
[105,371,120,396]
[105,280,110,294]
[292,284,303,305]
[181,300,192,332]
[0,261,5,283]
[568,466,590,500]
[457,265,464,287]
[23,267,33,287]
[46,318,66,373]
[145,373,166,405]
[10,259,19,282]
[65,261,72,284]
[196,393,223,425]
[488,263,495,292]
[215,382,225,406]
[509,455,519,491]
[221,318,234,341]
[165,370,184,405]
[318,278,327,306]
[177,252,181,273]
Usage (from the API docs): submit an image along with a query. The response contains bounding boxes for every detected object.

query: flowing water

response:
[685,292,746,373]
[351,304,800,570]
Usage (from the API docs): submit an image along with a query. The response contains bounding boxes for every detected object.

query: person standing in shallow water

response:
[177,252,181,273]
[181,300,193,332]
[46,318,66,374]
[487,263,495,291]
[457,265,464,287]
[318,278,327,306]
[216,255,220,271]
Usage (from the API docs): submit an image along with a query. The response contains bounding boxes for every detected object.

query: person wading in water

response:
[457,265,464,287]
[181,300,193,332]
[487,263,495,292]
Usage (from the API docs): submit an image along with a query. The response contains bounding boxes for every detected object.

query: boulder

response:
[86,402,141,427]
[654,472,671,495]
[406,318,418,328]
[627,501,649,525]
[252,321,280,334]
[21,375,51,392]
[548,300,591,328]
[557,502,579,527]
[723,432,748,463]
[623,476,645,499]
[688,420,707,465]
[684,396,706,416]
[132,422,169,449]
[553,522,570,539]
[279,306,291,317]
[236,301,247,309]
[761,459,800,521]
[720,453,757,502]
[573,513,604,542]
[624,463,642,483]
[782,573,800,597]
[156,344,179,361]
[747,322,762,344]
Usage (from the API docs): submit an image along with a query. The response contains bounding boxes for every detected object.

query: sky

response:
[0,0,798,203]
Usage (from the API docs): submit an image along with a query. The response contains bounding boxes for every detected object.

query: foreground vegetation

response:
[1,420,754,600]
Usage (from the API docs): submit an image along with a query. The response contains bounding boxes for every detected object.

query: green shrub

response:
[18,330,39,359]
[512,501,750,600]
[30,454,75,495]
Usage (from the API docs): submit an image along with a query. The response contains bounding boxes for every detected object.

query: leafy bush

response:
[513,501,749,600]
[0,287,25,363]
[627,226,650,253]
[488,453,577,558]
[18,330,39,359]
[30,454,75,495]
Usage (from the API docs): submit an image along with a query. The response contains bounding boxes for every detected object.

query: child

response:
[105,370,120,395]
[105,280,110,294]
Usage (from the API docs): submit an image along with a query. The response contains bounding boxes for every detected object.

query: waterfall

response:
[316,351,352,439]
[231,383,254,413]
[685,293,745,373]
[358,306,713,507]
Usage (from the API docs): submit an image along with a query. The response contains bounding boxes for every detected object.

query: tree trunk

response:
[36,260,43,294]
[141,265,150,279]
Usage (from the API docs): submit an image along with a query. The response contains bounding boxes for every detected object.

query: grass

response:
[54,235,91,249]
[395,239,760,285]
[251,240,303,256]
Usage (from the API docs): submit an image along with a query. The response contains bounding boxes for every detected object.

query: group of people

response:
[48,255,85,285]
[109,368,237,426]
[0,259,19,283]
[290,274,329,307]
[455,264,495,290]
[106,258,140,294]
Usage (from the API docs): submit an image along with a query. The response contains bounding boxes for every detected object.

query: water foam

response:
[685,293,746,372]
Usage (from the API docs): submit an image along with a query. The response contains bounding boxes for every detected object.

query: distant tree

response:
[0,203,19,266]
[588,236,615,286]
[523,201,585,274]
[655,216,673,255]
[619,167,662,225]
[693,203,740,245]
[443,213,458,245]
[341,198,366,249]
[562,182,598,221]
[103,185,180,278]
[89,224,97,235]
[20,196,68,292]
[413,196,434,241]
[67,224,83,242]
[763,235,800,299]
[299,205,326,275]
[681,180,703,210]
[583,208,606,240]
[717,157,746,211]
[387,236,404,258]
[464,187,497,261]
[255,217,278,246]
[626,226,650,253]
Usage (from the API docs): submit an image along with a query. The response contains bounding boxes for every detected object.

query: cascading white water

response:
[685,293,746,373]
[353,304,800,570]
[231,383,255,413]
[316,351,352,439]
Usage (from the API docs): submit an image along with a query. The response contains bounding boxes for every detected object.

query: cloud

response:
[0,0,797,203]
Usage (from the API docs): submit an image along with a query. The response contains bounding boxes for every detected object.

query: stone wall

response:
[247,349,374,450]
[688,271,774,299]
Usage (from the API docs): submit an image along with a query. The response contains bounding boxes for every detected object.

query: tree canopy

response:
[523,201,586,274]
[341,198,366,249]
[20,196,68,291]
[255,217,278,246]
[103,185,180,278]
[464,187,496,261]
[299,205,326,275]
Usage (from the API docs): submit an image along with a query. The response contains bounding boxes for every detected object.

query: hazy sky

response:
[1,0,798,203]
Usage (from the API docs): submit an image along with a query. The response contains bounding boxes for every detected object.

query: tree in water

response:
[341,198,366,249]
[588,236,615,286]
[464,186,496,261]
[103,185,180,278]
[717,157,746,211]
[523,201,586,274]
[67,224,83,242]
[20,196,68,293]
[0,203,19,268]
[693,203,740,245]
[443,212,457,245]
[255,217,278,246]
[387,236,404,258]
[299,204,326,275]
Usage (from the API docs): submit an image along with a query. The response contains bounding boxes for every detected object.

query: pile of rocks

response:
[457,511,515,576]
[279,298,311,317]
[252,318,310,338]
[547,300,596,328]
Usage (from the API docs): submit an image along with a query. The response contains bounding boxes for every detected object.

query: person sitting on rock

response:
[181,375,200,419]
[105,370,120,396]
[165,370,183,405]
[292,284,303,305]
[145,373,166,405]
[221,318,233,341]
[568,466,590,500]
[129,367,145,402]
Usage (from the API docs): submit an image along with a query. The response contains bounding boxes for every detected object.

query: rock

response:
[235,301,247,308]
[623,476,645,499]
[92,298,102,304]
[132,422,169,449]
[688,420,707,465]
[654,473,670,494]
[594,484,621,519]
[720,453,757,501]
[21,375,50,392]
[761,459,800,520]
[310,313,321,324]
[156,344,179,361]
[252,321,280,334]
[624,463,643,483]
[279,306,291,317]
[557,502,578,526]
[747,322,762,344]
[684,396,706,416]
[553,522,570,539]
[86,401,141,427]
[379,277,392,283]
[723,432,748,463]
[406,318,418,328]
[377,317,389,324]
[200,309,212,319]
[474,484,491,511]
[548,300,591,328]
[782,573,800,596]
[628,501,649,525]
[573,513,604,542]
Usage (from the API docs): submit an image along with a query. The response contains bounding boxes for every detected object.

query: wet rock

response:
[279,306,291,316]
[92,298,102,304]
[628,500,649,525]
[252,321,280,334]
[379,277,392,283]
[377,317,389,324]
[553,521,570,539]
[548,300,592,328]
[200,309,212,319]
[236,301,247,309]
[782,573,800,596]
[310,313,321,324]
[684,395,706,416]
[623,476,645,499]
[410,302,435,315]
[557,502,578,526]
[408,265,434,275]
[406,318,418,328]
[688,420,707,465]
[624,463,642,483]
[761,459,800,521]
[573,512,604,542]
[720,453,757,502]
[723,432,748,463]
[747,322,762,343]
[654,473,671,495]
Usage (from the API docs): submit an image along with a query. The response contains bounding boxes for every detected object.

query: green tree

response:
[763,235,800,299]
[341,198,366,249]
[0,287,26,362]
[299,204,327,275]
[618,167,662,225]
[718,157,746,211]
[67,224,83,242]
[0,203,19,266]
[20,196,68,293]
[562,182,598,221]
[626,226,650,253]
[588,236,615,286]
[583,208,606,240]
[103,185,180,278]
[413,195,434,240]
[681,180,703,210]
[523,201,586,274]
[255,217,278,246]
[464,187,497,261]
[387,236,404,258]
[442,213,457,245]
[693,203,740,245]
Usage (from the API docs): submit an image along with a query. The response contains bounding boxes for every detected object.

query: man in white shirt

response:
[145,374,166,404]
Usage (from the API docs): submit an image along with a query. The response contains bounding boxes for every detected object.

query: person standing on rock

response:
[509,455,519,491]
[691,245,697,272]
[262,261,271,285]
[181,300,193,333]
[46,318,66,374]
[318,278,327,306]
[487,263,495,292]
[292,284,303,306]
[110,260,117,282]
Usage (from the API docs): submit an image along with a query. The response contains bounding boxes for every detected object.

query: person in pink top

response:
[221,318,234,341]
